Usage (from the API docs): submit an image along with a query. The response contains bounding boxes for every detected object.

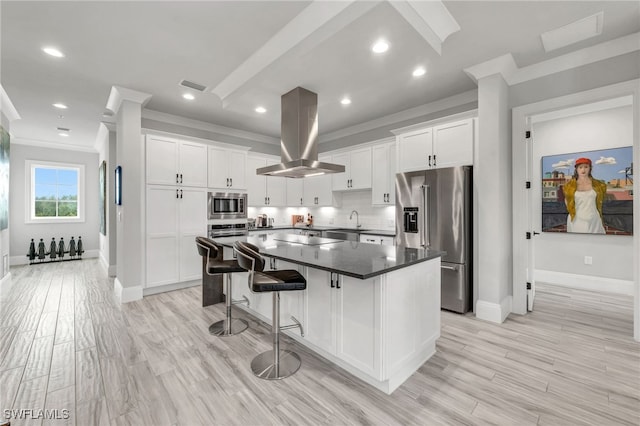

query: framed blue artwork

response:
[541,146,633,235]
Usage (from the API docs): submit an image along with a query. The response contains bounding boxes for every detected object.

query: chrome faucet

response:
[349,210,361,228]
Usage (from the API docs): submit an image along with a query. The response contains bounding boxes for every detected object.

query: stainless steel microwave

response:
[207,192,247,220]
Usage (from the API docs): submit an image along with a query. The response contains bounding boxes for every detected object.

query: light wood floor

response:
[1,259,638,426]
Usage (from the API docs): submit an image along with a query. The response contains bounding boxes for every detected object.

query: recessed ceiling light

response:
[58,132,69,137]
[53,103,68,109]
[182,93,195,100]
[412,67,426,77]
[43,47,64,58]
[255,106,267,113]
[372,40,389,53]
[58,115,65,119]
[340,98,351,105]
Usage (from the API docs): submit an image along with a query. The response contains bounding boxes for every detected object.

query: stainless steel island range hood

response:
[256,87,345,178]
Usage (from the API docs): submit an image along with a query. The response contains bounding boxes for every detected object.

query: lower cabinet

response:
[304,267,382,379]
[226,249,441,394]
[359,234,395,246]
[146,186,206,287]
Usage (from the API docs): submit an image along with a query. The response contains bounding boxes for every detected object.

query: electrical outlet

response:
[584,256,592,265]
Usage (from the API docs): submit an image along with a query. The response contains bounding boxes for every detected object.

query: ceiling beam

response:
[211,0,381,105]
[387,0,460,55]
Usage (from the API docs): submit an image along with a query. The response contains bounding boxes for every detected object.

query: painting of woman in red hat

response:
[563,157,607,234]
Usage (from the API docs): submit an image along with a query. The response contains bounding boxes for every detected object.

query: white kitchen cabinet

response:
[396,117,474,172]
[146,135,208,187]
[303,155,333,206]
[208,146,247,190]
[304,268,337,354]
[331,147,372,191]
[359,234,395,246]
[246,156,286,206]
[432,118,474,169]
[372,142,395,205]
[286,179,304,207]
[303,267,381,378]
[145,185,206,288]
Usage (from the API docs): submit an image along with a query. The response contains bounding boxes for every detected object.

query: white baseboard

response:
[475,295,512,323]
[11,249,99,266]
[535,269,634,296]
[99,252,117,277]
[142,280,200,296]
[114,277,143,304]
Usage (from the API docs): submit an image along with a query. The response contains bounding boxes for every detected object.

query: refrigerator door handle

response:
[441,264,459,271]
[421,184,430,248]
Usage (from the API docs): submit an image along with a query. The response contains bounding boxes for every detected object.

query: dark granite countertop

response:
[214,232,443,280]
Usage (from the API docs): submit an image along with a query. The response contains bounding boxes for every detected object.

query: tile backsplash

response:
[248,190,396,231]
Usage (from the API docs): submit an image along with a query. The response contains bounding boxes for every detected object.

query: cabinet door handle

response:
[300,198,303,205]
[264,197,267,205]
[267,197,270,205]
[428,155,432,167]
[176,173,179,184]
[176,189,179,199]
[180,189,183,199]
[180,173,183,184]
[336,275,341,289]
[230,178,233,187]
[433,155,436,167]
[330,273,335,288]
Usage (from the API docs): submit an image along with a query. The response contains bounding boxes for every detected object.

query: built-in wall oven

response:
[207,192,247,220]
[208,222,248,238]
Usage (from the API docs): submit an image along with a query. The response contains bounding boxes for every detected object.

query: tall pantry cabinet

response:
[145,135,207,288]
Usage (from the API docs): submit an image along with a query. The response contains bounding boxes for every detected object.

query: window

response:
[27,160,85,223]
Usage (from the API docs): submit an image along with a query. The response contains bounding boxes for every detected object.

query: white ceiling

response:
[2,1,639,151]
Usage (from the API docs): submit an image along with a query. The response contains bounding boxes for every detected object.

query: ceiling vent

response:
[179,79,208,92]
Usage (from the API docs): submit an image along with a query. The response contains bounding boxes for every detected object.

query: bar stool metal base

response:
[208,318,248,336]
[251,349,301,380]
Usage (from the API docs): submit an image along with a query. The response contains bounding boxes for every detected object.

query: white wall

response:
[0,112,10,280]
[531,105,634,293]
[95,124,117,276]
[249,190,396,231]
[9,144,100,264]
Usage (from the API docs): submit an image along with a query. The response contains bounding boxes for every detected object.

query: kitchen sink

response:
[324,230,361,241]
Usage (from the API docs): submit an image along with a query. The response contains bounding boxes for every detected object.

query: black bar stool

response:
[234,241,306,380]
[195,237,249,336]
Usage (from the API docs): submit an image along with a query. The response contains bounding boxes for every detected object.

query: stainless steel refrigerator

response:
[395,166,472,313]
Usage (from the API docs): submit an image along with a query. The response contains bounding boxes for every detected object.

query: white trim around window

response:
[25,160,85,224]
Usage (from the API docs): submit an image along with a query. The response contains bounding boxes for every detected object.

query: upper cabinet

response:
[303,155,334,206]
[208,146,247,190]
[396,117,474,173]
[246,155,286,206]
[372,141,395,206]
[286,178,304,207]
[146,135,208,187]
[331,147,372,191]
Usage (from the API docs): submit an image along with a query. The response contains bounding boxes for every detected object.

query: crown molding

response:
[12,137,97,153]
[106,86,152,114]
[465,32,640,86]
[319,89,478,143]
[1,85,21,122]
[142,108,280,145]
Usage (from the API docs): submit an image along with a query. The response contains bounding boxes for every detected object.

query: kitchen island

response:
[214,232,444,394]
